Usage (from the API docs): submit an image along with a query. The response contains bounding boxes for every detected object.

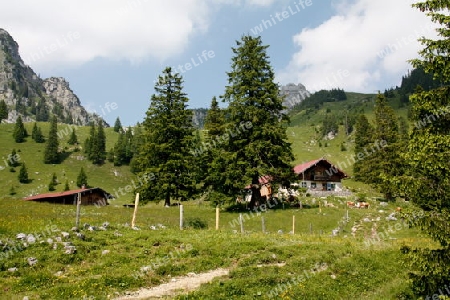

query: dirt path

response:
[114,268,229,300]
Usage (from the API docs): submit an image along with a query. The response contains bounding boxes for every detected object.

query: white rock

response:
[61,232,70,239]
[8,267,18,272]
[16,233,26,240]
[27,257,38,266]
[102,250,110,255]
[26,234,36,244]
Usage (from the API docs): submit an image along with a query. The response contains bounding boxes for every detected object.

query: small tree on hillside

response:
[63,180,70,191]
[13,116,27,143]
[44,116,60,164]
[18,163,29,183]
[68,128,78,145]
[76,167,88,188]
[113,117,123,133]
[0,100,8,122]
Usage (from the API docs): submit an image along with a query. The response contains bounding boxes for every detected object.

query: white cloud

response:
[277,0,438,93]
[1,0,280,71]
[1,0,214,70]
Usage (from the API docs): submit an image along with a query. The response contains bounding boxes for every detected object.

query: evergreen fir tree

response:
[353,114,373,181]
[13,116,27,143]
[134,67,196,206]
[204,96,225,137]
[76,167,88,188]
[92,122,106,164]
[44,116,60,164]
[217,35,294,208]
[67,128,78,145]
[400,1,450,296]
[63,180,70,191]
[18,163,29,183]
[364,94,400,200]
[113,117,123,133]
[0,100,8,121]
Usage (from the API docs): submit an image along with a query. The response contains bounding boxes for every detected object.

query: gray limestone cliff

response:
[0,28,107,126]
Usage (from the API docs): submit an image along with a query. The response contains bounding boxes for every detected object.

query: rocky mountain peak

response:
[0,28,107,126]
[280,83,310,109]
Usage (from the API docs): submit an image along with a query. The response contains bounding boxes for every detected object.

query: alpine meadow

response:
[0,1,449,299]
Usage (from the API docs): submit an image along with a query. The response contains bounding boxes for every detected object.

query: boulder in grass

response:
[16,233,26,240]
[27,257,38,266]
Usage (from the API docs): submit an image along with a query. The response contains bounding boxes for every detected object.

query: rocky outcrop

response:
[0,28,107,126]
[280,83,310,109]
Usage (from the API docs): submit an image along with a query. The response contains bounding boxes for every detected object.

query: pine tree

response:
[217,35,294,208]
[13,116,27,143]
[76,167,88,188]
[31,123,45,143]
[48,173,57,191]
[94,122,106,164]
[67,128,78,145]
[0,100,8,121]
[363,94,400,200]
[134,67,196,206]
[63,180,70,191]
[18,163,29,183]
[44,116,60,164]
[32,122,38,140]
[85,123,96,160]
[401,1,450,296]
[353,114,373,181]
[8,149,20,167]
[204,96,225,137]
[113,117,123,133]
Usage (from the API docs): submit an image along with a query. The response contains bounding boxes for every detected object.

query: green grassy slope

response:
[0,123,135,204]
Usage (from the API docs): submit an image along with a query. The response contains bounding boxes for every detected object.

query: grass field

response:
[0,195,429,299]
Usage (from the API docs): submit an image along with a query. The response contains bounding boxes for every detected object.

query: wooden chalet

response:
[293,158,347,191]
[23,187,113,205]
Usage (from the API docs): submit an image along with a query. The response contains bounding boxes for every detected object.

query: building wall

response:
[300,180,343,191]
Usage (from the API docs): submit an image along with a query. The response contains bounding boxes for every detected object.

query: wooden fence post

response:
[215,206,220,230]
[75,192,81,228]
[239,213,244,234]
[180,204,184,230]
[131,193,140,228]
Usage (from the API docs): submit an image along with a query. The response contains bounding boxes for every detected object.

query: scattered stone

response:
[26,234,36,244]
[380,202,388,207]
[61,232,70,239]
[98,226,107,231]
[55,237,62,243]
[102,222,110,228]
[114,231,122,237]
[140,266,151,273]
[149,225,157,230]
[54,271,64,277]
[71,227,78,232]
[271,254,277,259]
[16,233,26,240]
[8,267,18,272]
[102,250,110,255]
[76,232,85,240]
[83,223,91,229]
[27,257,38,266]
[331,274,337,279]
[277,230,283,234]
[386,213,397,221]
[187,272,196,277]
[88,226,97,231]
[64,245,77,254]
[157,224,166,229]
[363,218,371,222]
[53,243,58,250]
[132,226,140,231]
[23,296,29,300]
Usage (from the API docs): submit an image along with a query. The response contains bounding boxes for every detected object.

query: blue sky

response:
[1,0,436,126]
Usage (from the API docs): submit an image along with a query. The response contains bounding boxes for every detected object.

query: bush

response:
[184,217,208,229]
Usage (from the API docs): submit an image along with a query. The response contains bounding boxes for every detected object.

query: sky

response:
[1,0,437,126]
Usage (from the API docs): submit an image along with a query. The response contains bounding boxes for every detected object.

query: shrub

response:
[184,217,208,229]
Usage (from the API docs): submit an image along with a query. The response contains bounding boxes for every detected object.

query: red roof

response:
[293,159,321,174]
[24,188,112,201]
[293,158,347,177]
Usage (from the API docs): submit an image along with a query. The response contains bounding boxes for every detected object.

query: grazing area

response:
[0,195,429,299]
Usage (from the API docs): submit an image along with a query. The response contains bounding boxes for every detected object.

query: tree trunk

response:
[164,190,171,207]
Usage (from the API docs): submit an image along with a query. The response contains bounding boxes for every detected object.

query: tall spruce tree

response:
[90,122,106,164]
[134,67,195,206]
[13,116,27,143]
[0,100,7,121]
[353,114,374,181]
[401,1,450,296]
[44,116,60,164]
[218,35,294,208]
[363,94,400,200]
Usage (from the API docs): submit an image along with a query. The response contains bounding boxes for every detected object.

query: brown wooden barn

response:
[293,158,347,191]
[23,187,113,205]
